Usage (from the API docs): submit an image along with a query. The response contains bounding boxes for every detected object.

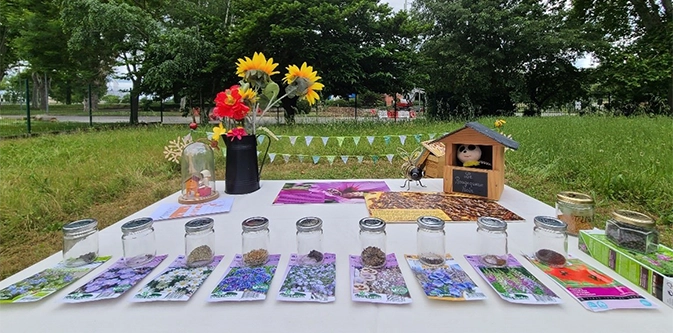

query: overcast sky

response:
[384,0,409,11]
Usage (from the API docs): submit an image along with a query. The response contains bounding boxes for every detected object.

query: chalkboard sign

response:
[452,169,488,197]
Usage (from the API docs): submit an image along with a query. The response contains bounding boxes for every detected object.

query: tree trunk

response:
[83,92,99,113]
[31,73,39,109]
[130,92,140,124]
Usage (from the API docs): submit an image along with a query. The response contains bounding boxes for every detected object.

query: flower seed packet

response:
[277,253,336,303]
[405,254,486,301]
[349,253,412,304]
[131,255,222,302]
[64,255,168,303]
[0,256,111,303]
[208,254,281,302]
[464,254,561,304]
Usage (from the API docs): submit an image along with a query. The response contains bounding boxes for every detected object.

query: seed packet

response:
[349,253,412,304]
[405,254,486,301]
[208,254,281,302]
[277,253,336,303]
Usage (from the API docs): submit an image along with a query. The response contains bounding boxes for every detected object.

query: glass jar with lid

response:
[556,191,595,236]
[359,217,387,268]
[605,210,658,253]
[533,216,568,267]
[296,216,324,264]
[184,217,215,267]
[121,217,156,267]
[416,216,446,267]
[476,217,508,267]
[63,218,99,267]
[242,216,270,266]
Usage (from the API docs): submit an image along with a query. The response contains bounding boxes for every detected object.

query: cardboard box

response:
[579,229,673,309]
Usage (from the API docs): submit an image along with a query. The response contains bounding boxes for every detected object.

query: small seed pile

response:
[361,246,386,268]
[307,250,324,263]
[481,254,507,267]
[419,253,444,266]
[243,248,269,266]
[187,245,213,267]
[558,214,592,236]
[535,249,566,267]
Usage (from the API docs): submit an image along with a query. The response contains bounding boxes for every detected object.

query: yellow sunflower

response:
[239,85,258,104]
[236,52,280,79]
[283,62,324,105]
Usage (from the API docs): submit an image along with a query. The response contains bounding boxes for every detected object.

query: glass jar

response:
[184,217,215,267]
[121,217,156,267]
[179,141,219,204]
[533,216,568,267]
[296,216,324,264]
[416,216,446,267]
[556,191,595,236]
[605,210,658,254]
[359,217,387,268]
[242,216,270,266]
[62,219,99,267]
[476,217,508,267]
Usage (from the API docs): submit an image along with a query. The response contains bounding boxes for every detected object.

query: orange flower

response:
[213,85,250,121]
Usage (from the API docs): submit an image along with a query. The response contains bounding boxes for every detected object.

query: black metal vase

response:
[224,134,268,194]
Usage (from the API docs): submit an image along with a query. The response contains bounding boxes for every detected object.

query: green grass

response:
[0,116,671,279]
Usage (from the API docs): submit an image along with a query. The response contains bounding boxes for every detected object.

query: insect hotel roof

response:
[431,122,519,150]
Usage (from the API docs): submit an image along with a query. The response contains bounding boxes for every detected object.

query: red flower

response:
[213,85,250,121]
[227,127,247,140]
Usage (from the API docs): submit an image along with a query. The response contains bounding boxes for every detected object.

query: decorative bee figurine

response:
[398,147,426,190]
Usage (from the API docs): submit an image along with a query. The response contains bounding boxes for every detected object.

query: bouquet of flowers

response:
[210,52,324,147]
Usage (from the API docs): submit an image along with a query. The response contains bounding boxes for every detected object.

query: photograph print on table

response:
[464,254,561,305]
[277,253,336,303]
[405,254,486,301]
[131,255,222,302]
[349,253,412,304]
[64,255,167,303]
[273,181,390,205]
[208,254,281,302]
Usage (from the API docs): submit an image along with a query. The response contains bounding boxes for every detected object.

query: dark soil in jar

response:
[243,248,269,266]
[419,254,444,266]
[187,245,214,267]
[535,249,566,267]
[481,254,507,267]
[606,222,657,253]
[361,246,386,268]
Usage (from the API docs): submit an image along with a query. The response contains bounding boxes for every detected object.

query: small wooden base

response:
[178,191,220,205]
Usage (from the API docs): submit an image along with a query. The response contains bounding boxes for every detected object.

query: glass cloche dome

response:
[179,142,219,204]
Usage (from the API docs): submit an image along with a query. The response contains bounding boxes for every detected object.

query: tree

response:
[0,0,20,83]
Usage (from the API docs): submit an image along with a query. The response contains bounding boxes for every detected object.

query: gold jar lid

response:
[611,210,654,229]
[557,191,594,204]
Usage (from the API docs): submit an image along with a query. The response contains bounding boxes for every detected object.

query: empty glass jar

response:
[416,216,446,267]
[296,216,324,264]
[359,217,387,268]
[605,210,658,253]
[63,218,99,267]
[242,216,270,266]
[556,191,595,236]
[121,217,156,267]
[533,216,568,267]
[476,217,508,267]
[184,217,215,267]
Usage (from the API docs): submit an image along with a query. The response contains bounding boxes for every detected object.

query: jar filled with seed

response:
[63,218,99,267]
[242,216,270,266]
[416,216,446,267]
[359,217,387,269]
[296,216,324,264]
[533,216,568,267]
[556,191,595,236]
[184,217,215,267]
[476,217,508,267]
[121,217,156,267]
[605,210,658,254]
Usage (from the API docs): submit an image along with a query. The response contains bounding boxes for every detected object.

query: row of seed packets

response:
[0,252,659,311]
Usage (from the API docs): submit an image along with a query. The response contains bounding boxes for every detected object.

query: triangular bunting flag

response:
[399,135,407,145]
[371,155,379,163]
[268,153,276,163]
[326,155,336,166]
[357,156,364,163]
[305,136,313,146]
[353,136,361,146]
[282,154,290,163]
[384,136,391,145]
[321,137,329,146]
[386,154,394,164]
[336,137,345,146]
[297,154,306,163]
[414,134,422,143]
[289,136,298,146]
[367,136,375,145]
[312,155,320,164]
[428,133,436,140]
[341,155,349,164]
[257,135,265,144]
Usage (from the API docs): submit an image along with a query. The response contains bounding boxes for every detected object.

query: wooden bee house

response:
[416,140,445,178]
[431,122,519,200]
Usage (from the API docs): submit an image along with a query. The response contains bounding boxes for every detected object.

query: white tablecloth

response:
[1,179,671,333]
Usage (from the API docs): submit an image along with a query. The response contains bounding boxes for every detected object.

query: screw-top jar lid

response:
[477,217,507,231]
[121,217,153,233]
[557,191,594,204]
[63,218,98,234]
[296,216,323,232]
[611,210,654,229]
[242,216,269,231]
[417,216,445,230]
[359,217,386,232]
[533,216,567,232]
[185,217,214,232]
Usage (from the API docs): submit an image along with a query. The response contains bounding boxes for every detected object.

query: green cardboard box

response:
[578,229,673,309]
